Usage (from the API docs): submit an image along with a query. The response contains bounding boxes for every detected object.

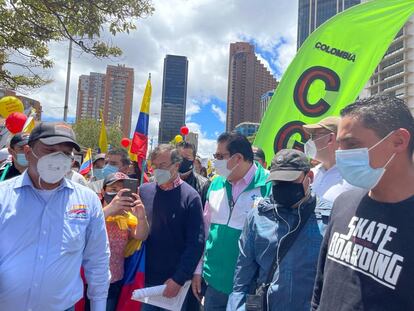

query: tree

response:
[72,118,123,151]
[0,0,154,89]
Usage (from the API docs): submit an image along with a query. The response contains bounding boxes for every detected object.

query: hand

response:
[130,189,147,220]
[191,274,202,302]
[106,189,134,217]
[163,278,181,298]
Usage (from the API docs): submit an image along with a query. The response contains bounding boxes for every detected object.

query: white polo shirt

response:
[311,164,356,203]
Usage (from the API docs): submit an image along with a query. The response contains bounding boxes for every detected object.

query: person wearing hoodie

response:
[227,149,324,311]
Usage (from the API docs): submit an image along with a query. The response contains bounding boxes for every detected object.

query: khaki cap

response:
[302,116,340,134]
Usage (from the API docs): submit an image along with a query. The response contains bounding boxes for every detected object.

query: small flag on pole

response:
[79,148,93,175]
[99,110,108,153]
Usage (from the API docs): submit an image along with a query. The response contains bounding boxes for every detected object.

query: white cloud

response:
[12,0,298,148]
[211,104,226,123]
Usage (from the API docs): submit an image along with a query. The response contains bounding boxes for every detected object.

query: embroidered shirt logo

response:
[66,204,88,219]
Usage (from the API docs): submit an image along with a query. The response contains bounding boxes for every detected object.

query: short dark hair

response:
[150,144,182,164]
[341,95,414,154]
[217,132,254,162]
[252,146,266,163]
[108,148,130,166]
[176,141,196,158]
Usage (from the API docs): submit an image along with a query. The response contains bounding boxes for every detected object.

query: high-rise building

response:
[297,0,361,49]
[226,42,278,132]
[158,55,189,144]
[360,17,414,112]
[76,65,134,136]
[104,65,134,136]
[259,91,274,121]
[76,73,106,121]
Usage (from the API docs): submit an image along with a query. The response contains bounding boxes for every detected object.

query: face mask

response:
[272,181,305,207]
[154,168,172,185]
[214,159,232,178]
[335,131,395,189]
[34,151,72,184]
[304,133,331,159]
[103,164,119,178]
[104,192,117,204]
[94,168,104,180]
[16,153,28,167]
[179,158,194,174]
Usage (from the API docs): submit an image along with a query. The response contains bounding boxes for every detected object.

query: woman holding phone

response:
[85,172,149,311]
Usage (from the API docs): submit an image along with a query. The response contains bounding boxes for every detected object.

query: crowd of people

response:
[1,94,414,311]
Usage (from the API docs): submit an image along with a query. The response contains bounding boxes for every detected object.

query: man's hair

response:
[217,132,254,162]
[150,144,182,164]
[176,141,196,158]
[252,146,266,163]
[341,95,414,154]
[108,148,130,166]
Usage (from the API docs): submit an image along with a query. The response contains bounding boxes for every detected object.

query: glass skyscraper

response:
[297,0,361,49]
[158,55,189,144]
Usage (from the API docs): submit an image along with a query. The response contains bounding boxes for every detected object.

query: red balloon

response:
[120,137,131,148]
[5,112,27,134]
[180,125,189,136]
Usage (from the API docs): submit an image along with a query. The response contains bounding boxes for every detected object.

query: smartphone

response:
[122,178,139,197]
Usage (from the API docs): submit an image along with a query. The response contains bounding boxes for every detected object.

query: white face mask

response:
[154,168,172,185]
[214,156,238,179]
[34,151,72,184]
[304,133,332,159]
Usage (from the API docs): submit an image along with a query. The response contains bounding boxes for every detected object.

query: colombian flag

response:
[130,75,152,164]
[116,242,146,311]
[79,148,92,175]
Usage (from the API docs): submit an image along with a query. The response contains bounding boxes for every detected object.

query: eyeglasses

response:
[213,152,230,160]
[151,162,173,170]
[310,132,332,141]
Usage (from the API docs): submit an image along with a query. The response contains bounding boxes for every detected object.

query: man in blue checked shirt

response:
[0,122,110,311]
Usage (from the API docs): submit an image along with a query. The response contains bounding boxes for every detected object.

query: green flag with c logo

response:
[254,0,414,161]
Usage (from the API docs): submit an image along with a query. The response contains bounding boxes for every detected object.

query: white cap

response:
[0,148,10,161]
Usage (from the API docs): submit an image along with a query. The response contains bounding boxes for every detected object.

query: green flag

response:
[254,0,414,161]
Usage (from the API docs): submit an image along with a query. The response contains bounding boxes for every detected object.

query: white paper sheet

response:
[131,281,191,311]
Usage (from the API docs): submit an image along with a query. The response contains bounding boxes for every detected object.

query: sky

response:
[24,0,299,158]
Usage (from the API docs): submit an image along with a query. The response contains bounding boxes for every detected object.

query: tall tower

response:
[104,65,134,137]
[76,73,106,121]
[297,0,361,49]
[226,42,277,132]
[158,55,189,144]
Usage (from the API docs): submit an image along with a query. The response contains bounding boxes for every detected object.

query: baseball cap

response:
[93,153,106,163]
[302,116,340,134]
[266,149,310,182]
[9,133,30,148]
[103,172,130,187]
[29,122,81,151]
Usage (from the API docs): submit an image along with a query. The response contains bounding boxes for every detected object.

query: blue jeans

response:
[204,286,228,311]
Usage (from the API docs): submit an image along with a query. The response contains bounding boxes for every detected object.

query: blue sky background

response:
[32,0,298,157]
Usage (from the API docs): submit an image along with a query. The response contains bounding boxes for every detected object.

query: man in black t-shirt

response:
[312,95,414,311]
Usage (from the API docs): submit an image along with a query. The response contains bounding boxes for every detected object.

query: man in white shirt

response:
[303,117,356,229]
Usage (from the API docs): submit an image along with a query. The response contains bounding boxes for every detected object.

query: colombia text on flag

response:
[254,0,414,161]
[130,75,152,163]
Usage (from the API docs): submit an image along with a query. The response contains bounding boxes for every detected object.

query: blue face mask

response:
[16,153,28,167]
[94,168,104,180]
[335,132,395,190]
[103,164,119,178]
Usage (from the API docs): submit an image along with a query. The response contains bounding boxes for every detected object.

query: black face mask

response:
[272,182,305,207]
[179,158,194,174]
[103,192,117,204]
